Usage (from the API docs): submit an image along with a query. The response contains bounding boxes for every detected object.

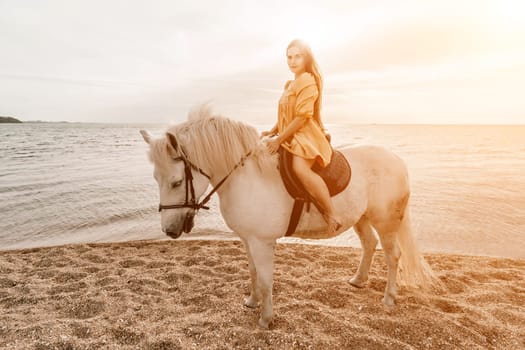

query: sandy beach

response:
[1,239,524,349]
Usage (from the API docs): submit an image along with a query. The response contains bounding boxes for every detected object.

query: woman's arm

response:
[265,74,316,153]
[265,117,307,154]
[276,117,306,144]
[260,123,278,138]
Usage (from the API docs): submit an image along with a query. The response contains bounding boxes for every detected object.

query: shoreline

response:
[1,239,524,349]
[2,234,524,261]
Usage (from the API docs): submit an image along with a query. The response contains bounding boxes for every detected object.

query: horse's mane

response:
[148,105,276,178]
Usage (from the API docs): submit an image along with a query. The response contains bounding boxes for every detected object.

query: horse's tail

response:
[397,207,441,290]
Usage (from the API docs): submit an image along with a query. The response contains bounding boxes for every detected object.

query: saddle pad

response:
[278,148,351,200]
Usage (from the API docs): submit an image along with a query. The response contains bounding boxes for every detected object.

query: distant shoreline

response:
[0,116,73,124]
[22,120,70,124]
[1,118,524,127]
[0,116,22,123]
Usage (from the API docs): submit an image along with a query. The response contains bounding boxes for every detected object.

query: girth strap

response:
[286,200,305,236]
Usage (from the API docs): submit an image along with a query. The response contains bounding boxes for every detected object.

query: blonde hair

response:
[287,39,324,129]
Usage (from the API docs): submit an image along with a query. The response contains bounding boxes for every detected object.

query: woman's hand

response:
[265,137,282,155]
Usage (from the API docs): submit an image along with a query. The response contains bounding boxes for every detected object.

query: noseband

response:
[158,146,252,213]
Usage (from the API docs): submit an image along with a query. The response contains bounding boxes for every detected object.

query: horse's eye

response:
[171,180,183,189]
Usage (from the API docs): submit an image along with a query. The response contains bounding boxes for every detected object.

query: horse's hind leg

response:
[376,226,400,306]
[240,237,258,308]
[350,216,378,288]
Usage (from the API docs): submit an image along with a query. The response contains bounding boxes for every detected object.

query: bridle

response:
[158,145,252,213]
[157,147,211,212]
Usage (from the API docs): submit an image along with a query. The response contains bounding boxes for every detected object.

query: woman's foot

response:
[324,215,342,235]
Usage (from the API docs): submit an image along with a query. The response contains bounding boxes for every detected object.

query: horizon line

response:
[14,120,525,127]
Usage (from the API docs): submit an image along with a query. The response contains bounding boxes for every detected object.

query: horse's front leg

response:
[247,238,276,329]
[240,237,258,308]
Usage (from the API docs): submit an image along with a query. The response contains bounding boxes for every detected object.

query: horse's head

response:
[140,129,210,239]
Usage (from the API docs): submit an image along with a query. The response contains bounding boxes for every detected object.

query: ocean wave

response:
[61,206,156,232]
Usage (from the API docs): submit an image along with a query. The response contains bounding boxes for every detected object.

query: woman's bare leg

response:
[292,155,341,232]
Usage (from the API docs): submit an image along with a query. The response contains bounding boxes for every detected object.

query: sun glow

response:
[490,0,525,30]
[272,7,365,53]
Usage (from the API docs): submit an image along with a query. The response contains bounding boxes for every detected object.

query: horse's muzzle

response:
[165,230,183,239]
[164,213,195,239]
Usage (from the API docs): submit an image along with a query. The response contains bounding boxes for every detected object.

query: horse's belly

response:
[290,227,345,240]
[289,182,365,239]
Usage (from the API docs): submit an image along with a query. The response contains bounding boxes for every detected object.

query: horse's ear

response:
[166,132,179,156]
[140,129,153,144]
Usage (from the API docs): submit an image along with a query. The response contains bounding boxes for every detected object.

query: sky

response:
[1,0,524,124]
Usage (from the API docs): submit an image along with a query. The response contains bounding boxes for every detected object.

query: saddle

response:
[278,147,351,236]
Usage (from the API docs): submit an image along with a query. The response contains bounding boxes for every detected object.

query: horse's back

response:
[335,145,406,172]
[337,144,408,179]
[337,144,410,223]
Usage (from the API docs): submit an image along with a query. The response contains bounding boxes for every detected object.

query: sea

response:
[1,122,524,259]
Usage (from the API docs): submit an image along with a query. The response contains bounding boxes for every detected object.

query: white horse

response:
[140,106,437,329]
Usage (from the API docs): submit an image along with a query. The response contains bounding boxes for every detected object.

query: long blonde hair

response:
[287,39,324,129]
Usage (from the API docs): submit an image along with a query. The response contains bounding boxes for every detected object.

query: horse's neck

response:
[212,159,295,238]
[213,158,289,208]
[206,150,269,188]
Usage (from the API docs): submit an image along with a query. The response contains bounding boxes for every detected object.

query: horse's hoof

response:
[258,317,271,330]
[244,296,258,308]
[349,277,366,288]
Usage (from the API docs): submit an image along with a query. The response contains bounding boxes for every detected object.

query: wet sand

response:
[1,239,524,349]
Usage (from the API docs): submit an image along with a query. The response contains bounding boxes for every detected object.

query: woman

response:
[262,39,342,235]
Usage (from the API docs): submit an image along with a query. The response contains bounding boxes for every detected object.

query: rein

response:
[158,147,253,212]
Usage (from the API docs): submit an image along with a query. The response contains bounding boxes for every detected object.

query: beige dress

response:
[277,72,332,167]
